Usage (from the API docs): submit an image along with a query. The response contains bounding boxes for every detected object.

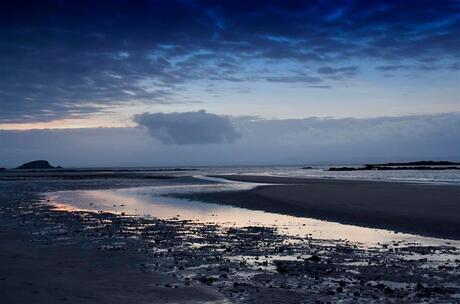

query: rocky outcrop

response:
[327,161,460,171]
[16,160,55,169]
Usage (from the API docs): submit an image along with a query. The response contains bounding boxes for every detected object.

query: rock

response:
[231,281,251,292]
[301,166,313,169]
[306,255,321,262]
[384,287,394,294]
[416,283,453,297]
[367,160,460,166]
[198,276,215,285]
[327,161,460,171]
[16,160,55,169]
[327,167,358,171]
[375,283,385,289]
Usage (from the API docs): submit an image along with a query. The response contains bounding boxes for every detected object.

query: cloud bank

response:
[1,113,459,167]
[134,110,240,145]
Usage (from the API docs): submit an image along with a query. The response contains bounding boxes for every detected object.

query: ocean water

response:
[89,165,460,185]
[204,165,460,185]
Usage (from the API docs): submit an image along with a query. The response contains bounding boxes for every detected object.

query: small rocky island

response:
[16,160,56,170]
[328,161,460,171]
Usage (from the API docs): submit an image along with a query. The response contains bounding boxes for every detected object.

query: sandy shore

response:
[1,174,460,303]
[0,230,222,304]
[0,178,226,304]
[185,175,460,240]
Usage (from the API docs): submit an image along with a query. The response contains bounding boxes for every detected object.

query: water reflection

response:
[45,180,460,248]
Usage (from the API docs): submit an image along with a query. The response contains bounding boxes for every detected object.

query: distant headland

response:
[16,160,57,170]
[327,161,460,171]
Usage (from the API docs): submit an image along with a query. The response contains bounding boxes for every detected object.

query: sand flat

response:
[189,175,460,240]
[0,229,225,304]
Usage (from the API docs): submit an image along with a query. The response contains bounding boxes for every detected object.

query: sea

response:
[76,164,460,185]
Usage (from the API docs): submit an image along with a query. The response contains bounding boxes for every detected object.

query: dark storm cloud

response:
[1,0,459,122]
[134,110,241,145]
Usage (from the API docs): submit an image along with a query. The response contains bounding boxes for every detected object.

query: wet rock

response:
[306,255,321,262]
[384,287,394,295]
[275,261,300,274]
[338,280,347,287]
[375,283,385,289]
[416,283,453,297]
[231,281,251,292]
[198,276,215,285]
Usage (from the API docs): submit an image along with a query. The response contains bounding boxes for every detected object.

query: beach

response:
[1,170,459,303]
[0,230,223,304]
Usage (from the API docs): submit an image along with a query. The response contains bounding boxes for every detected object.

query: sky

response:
[0,0,459,167]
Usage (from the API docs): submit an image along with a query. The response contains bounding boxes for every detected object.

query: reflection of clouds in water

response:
[45,181,460,248]
[119,177,262,197]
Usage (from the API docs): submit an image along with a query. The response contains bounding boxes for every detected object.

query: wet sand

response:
[185,175,460,240]
[1,174,460,303]
[0,230,222,304]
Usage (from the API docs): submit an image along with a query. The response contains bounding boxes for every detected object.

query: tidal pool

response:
[44,176,460,248]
